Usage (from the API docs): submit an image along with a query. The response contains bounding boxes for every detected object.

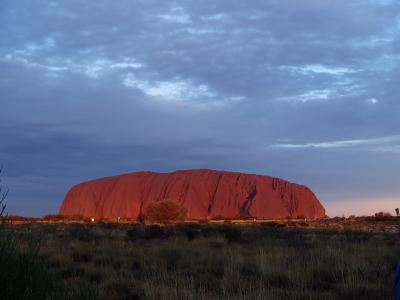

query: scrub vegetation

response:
[0,168,57,299]
[2,222,399,300]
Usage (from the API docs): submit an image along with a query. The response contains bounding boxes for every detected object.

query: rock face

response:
[59,169,326,219]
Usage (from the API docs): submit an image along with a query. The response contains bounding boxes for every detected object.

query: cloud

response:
[366,97,379,104]
[158,6,192,24]
[280,64,356,76]
[272,135,400,153]
[1,49,144,78]
[123,73,216,105]
[1,0,400,215]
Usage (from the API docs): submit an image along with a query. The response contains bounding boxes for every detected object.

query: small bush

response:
[176,223,203,241]
[126,224,171,240]
[143,224,165,239]
[185,227,201,241]
[262,221,286,228]
[67,224,99,242]
[104,279,144,300]
[162,248,182,271]
[72,248,93,263]
[221,225,243,242]
[374,212,393,221]
[126,225,145,240]
[144,200,187,224]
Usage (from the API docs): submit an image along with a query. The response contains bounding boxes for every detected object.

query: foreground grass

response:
[5,223,400,300]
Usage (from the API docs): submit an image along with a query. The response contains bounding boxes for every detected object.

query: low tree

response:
[395,208,399,217]
[144,200,187,225]
[374,211,392,221]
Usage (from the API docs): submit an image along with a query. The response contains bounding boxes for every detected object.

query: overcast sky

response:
[1,0,400,216]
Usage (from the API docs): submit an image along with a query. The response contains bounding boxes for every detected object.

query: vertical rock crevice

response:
[239,186,257,218]
[272,178,278,190]
[208,174,223,215]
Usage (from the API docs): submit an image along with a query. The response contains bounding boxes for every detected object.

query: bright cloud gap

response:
[272,135,400,153]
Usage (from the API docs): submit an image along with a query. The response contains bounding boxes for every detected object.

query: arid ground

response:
[1,218,399,300]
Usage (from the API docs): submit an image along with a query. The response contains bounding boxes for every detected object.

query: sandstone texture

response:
[59,169,326,219]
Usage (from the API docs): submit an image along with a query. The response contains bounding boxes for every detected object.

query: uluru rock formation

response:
[59,169,325,220]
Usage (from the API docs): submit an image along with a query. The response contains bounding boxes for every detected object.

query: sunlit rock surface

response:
[59,169,326,219]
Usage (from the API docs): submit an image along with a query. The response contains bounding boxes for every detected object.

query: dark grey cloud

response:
[1,0,400,216]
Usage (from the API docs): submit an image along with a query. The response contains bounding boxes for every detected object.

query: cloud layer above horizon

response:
[1,0,400,216]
